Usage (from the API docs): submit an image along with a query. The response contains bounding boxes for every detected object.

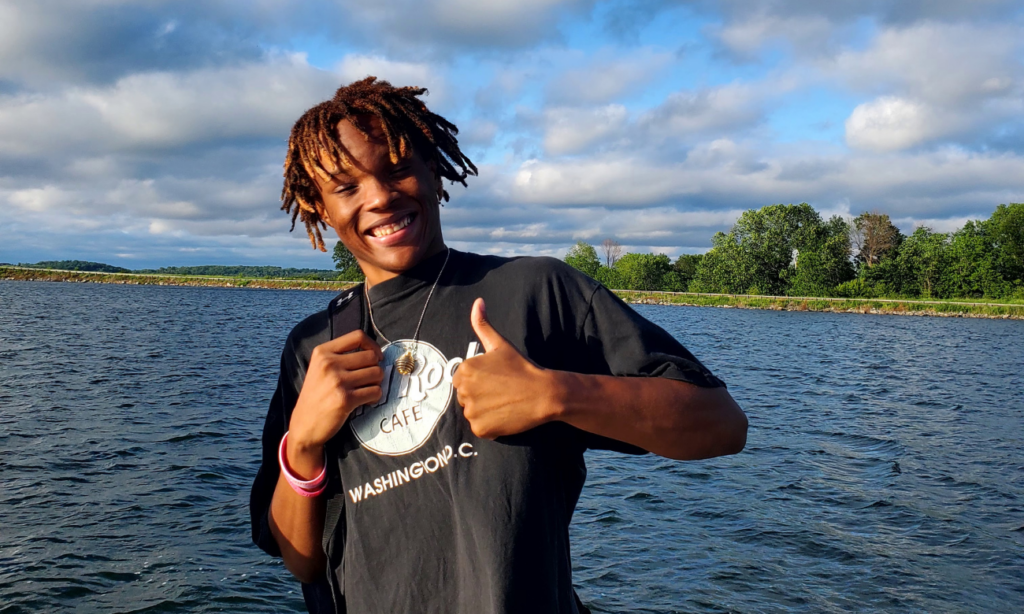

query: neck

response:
[363,242,448,288]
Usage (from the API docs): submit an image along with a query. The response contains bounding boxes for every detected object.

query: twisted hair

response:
[281,76,478,250]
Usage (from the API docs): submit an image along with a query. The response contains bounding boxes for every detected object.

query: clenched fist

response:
[452,298,562,439]
[287,329,384,476]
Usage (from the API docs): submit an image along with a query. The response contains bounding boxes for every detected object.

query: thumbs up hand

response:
[452,298,561,439]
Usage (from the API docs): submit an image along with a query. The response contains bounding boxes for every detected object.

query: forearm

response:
[268,441,328,583]
[549,372,747,460]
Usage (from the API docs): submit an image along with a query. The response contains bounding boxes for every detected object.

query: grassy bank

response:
[4,266,1023,320]
[617,290,1024,319]
[0,266,358,292]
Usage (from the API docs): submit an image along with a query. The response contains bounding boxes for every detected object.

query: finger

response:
[470,298,508,353]
[348,385,383,408]
[340,364,384,388]
[335,349,384,371]
[321,329,383,359]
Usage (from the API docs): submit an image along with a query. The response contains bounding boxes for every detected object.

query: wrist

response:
[285,432,325,480]
[543,369,576,424]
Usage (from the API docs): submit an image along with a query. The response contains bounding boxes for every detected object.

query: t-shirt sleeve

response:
[581,284,725,388]
[249,337,307,558]
[574,283,725,453]
[249,357,288,558]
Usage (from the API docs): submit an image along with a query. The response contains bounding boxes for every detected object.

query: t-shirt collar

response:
[365,247,455,306]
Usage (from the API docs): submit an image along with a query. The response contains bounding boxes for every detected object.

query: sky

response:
[1,0,1023,270]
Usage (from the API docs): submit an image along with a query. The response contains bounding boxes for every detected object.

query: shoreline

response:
[4,266,1023,320]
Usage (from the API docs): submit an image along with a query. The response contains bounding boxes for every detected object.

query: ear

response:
[313,199,334,227]
[428,159,443,203]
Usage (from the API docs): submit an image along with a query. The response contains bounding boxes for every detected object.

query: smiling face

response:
[313,116,446,285]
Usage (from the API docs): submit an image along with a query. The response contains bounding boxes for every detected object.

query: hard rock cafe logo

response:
[349,339,459,456]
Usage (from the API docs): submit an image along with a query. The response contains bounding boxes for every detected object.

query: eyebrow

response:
[325,167,355,183]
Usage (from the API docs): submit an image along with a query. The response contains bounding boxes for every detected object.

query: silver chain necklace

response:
[364,247,451,375]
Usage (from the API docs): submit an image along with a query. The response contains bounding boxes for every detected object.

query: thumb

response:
[470,298,507,353]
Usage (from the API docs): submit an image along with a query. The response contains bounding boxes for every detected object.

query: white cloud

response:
[336,55,447,105]
[506,140,1024,220]
[638,82,777,141]
[892,215,984,234]
[3,0,1024,267]
[831,22,1024,151]
[830,22,1022,106]
[543,105,628,155]
[340,0,592,50]
[545,49,672,104]
[433,0,573,32]
[0,54,336,155]
[533,79,786,158]
[715,14,836,58]
[845,96,937,151]
[8,186,77,213]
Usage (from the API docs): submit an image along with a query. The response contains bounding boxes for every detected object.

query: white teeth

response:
[370,215,412,238]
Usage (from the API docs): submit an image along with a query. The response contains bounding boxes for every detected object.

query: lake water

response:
[1,280,1022,613]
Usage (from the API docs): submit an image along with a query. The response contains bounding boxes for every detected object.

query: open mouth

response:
[367,213,415,239]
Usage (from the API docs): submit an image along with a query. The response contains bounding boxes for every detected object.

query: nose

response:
[363,174,399,211]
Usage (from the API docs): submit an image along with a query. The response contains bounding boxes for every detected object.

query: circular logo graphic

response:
[348,339,456,456]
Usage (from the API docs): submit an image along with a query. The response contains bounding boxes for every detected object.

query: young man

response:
[250,77,747,614]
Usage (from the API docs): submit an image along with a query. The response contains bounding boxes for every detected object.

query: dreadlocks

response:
[281,76,478,251]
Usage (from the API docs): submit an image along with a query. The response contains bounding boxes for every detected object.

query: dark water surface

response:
[1,280,1022,613]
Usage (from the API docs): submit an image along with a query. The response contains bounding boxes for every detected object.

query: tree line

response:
[564,203,1024,300]
[14,261,342,280]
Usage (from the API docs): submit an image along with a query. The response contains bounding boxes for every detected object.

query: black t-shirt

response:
[251,249,724,614]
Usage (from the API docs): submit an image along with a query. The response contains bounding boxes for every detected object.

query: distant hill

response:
[13,261,342,280]
[132,265,340,280]
[18,260,132,273]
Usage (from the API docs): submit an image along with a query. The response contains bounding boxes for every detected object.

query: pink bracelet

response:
[278,431,327,498]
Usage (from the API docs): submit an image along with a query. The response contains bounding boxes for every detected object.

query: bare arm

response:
[547,371,746,460]
[269,458,328,583]
[269,330,383,583]
[453,299,747,459]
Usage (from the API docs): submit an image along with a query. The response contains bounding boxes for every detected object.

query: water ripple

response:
[1,281,1022,613]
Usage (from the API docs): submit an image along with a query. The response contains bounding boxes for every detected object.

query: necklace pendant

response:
[395,350,416,375]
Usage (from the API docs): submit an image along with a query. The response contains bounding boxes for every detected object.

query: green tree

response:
[332,241,365,282]
[734,203,822,295]
[614,253,672,291]
[895,227,949,298]
[939,220,1008,298]
[665,254,703,291]
[563,241,601,278]
[594,265,624,289]
[789,216,855,296]
[989,203,1024,285]
[691,231,753,294]
[691,203,823,295]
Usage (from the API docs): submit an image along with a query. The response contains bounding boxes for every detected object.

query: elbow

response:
[723,408,748,456]
[717,389,748,456]
[706,391,748,458]
[283,554,327,585]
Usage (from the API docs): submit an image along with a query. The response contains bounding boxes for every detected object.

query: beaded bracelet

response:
[278,431,327,498]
